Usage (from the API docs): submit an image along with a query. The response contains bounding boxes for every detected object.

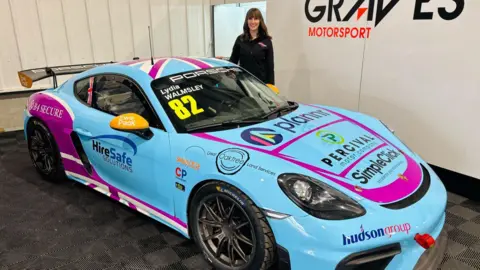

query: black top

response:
[229,34,275,85]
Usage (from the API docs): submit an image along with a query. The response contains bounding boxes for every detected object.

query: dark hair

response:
[241,8,271,41]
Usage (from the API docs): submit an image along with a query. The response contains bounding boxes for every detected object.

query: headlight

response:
[278,173,366,220]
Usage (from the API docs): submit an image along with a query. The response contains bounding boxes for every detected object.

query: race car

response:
[20,56,448,270]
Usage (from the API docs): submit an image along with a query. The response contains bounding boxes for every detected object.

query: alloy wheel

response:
[196,194,256,268]
[29,128,55,175]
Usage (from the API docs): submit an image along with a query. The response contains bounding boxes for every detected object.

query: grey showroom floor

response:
[0,130,479,270]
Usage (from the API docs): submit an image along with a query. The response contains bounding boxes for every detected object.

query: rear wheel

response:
[189,181,276,270]
[27,119,65,182]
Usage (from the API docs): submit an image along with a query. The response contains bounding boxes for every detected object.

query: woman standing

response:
[228,8,275,85]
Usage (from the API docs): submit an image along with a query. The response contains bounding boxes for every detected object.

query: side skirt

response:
[65,170,190,238]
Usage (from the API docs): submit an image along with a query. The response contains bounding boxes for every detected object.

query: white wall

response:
[268,0,480,179]
[0,0,214,93]
[213,1,267,57]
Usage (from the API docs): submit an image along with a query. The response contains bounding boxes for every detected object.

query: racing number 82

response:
[168,95,204,120]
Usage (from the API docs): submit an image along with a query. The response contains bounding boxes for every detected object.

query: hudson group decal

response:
[241,128,284,146]
[343,223,411,246]
[91,135,137,173]
[305,0,465,39]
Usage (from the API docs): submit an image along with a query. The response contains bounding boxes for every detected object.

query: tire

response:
[189,181,276,270]
[26,118,66,182]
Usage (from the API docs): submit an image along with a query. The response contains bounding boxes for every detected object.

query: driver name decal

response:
[160,84,204,101]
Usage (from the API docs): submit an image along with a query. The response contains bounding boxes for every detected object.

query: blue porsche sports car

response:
[20,56,448,270]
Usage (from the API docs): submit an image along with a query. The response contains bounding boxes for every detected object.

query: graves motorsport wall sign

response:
[305,0,465,39]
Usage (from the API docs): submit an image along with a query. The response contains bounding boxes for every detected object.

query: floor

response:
[0,131,479,270]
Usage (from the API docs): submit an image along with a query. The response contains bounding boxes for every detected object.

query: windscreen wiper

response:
[186,118,265,132]
[260,103,299,119]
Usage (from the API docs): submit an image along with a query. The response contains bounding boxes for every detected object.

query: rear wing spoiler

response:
[17,62,114,89]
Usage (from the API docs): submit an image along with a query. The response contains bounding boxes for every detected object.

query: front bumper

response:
[268,163,448,270]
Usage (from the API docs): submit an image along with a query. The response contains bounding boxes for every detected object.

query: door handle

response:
[75,128,92,137]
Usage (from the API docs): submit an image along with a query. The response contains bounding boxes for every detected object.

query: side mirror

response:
[110,113,153,140]
[266,84,280,94]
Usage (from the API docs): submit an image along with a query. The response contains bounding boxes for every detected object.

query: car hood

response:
[193,104,426,205]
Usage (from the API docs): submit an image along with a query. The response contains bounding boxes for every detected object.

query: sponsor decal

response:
[177,156,200,170]
[92,139,134,173]
[316,130,345,144]
[168,67,243,83]
[28,100,64,119]
[175,167,188,181]
[305,0,465,39]
[207,151,217,157]
[241,128,284,146]
[398,173,408,181]
[176,182,185,191]
[320,133,378,167]
[273,109,331,133]
[246,163,276,176]
[343,223,411,246]
[350,148,402,184]
[216,148,250,175]
[216,186,245,206]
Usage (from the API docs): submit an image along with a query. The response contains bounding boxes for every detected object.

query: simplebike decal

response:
[216,148,250,175]
[305,0,465,39]
[272,109,331,133]
[342,223,411,246]
[241,127,284,146]
[176,156,200,170]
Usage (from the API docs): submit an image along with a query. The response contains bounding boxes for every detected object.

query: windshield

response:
[151,66,294,132]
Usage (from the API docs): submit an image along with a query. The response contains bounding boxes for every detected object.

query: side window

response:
[74,77,93,105]
[93,75,156,125]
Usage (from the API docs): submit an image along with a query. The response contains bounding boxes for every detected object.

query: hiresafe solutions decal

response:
[305,0,465,39]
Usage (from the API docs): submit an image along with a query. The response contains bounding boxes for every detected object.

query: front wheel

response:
[189,181,276,270]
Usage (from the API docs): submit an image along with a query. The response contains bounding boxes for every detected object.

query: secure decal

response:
[216,148,250,175]
[305,0,465,39]
[343,223,411,246]
[241,128,283,146]
[28,99,64,119]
